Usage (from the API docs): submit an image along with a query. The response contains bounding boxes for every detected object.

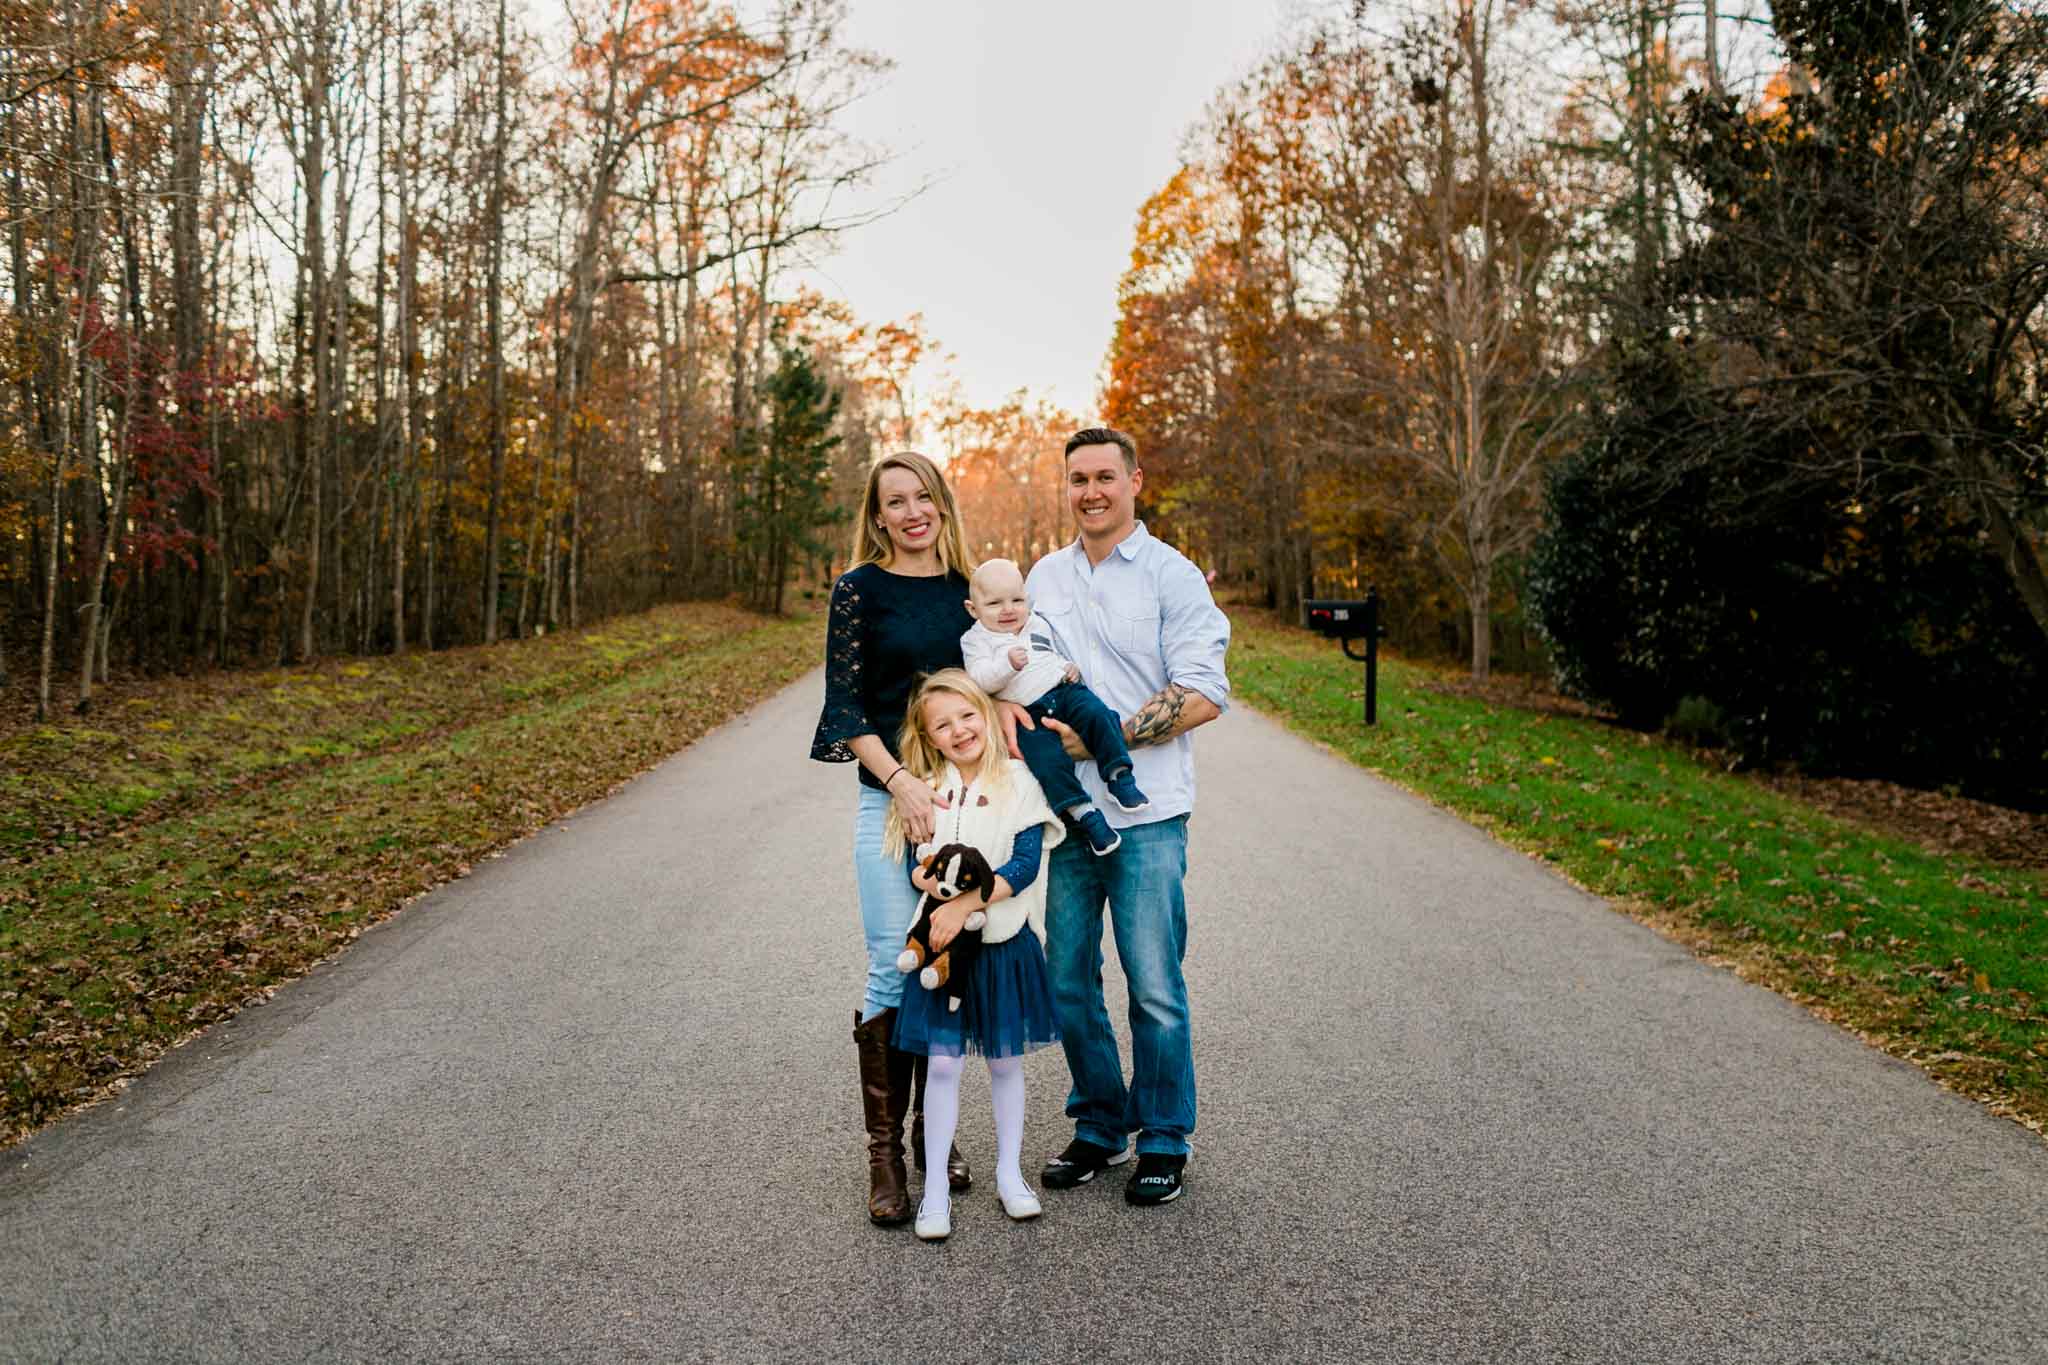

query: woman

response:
[810,451,977,1225]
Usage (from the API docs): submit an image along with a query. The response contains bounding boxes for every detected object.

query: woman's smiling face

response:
[922,689,986,767]
[875,466,940,559]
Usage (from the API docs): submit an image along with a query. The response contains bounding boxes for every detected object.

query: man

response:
[1012,426,1230,1206]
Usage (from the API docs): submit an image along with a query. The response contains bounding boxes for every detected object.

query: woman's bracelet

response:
[882,765,906,790]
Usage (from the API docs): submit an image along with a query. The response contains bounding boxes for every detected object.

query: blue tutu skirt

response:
[893,931,1060,1059]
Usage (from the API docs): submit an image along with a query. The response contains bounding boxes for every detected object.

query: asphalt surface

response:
[4,670,2046,1363]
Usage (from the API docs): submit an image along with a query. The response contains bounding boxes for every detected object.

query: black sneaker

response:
[1041,1138,1131,1189]
[1105,768,1150,813]
[1124,1153,1186,1205]
[1071,808,1121,856]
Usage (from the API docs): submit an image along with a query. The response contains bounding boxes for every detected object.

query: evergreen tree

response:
[738,343,847,614]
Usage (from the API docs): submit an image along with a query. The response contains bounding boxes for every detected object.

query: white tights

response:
[919,1052,1029,1217]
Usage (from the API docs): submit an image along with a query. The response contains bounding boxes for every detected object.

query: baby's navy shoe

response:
[1105,767,1150,813]
[1072,807,1122,856]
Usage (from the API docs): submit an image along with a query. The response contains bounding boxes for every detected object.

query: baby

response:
[960,558,1147,855]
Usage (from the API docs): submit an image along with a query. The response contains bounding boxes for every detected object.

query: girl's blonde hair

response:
[883,668,1012,859]
[850,451,975,576]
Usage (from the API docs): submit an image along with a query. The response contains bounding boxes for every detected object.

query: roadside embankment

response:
[2,602,822,1143]
[1230,609,2048,1134]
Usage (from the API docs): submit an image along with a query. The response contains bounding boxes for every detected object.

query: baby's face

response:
[968,571,1030,634]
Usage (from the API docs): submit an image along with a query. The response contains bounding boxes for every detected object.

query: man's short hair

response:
[1064,426,1138,472]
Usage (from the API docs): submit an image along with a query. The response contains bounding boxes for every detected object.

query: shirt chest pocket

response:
[1104,593,1161,658]
[1039,588,1159,658]
[1033,594,1079,656]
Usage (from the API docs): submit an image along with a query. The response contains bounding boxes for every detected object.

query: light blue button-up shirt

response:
[1025,522,1231,829]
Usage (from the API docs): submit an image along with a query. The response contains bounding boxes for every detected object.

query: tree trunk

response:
[73,351,104,706]
[1955,438,2048,650]
[297,0,330,663]
[390,7,414,653]
[325,168,353,647]
[43,8,105,718]
[1467,569,1492,681]
[76,400,134,710]
[482,0,510,642]
[36,412,67,722]
[1702,0,1724,99]
[680,194,704,588]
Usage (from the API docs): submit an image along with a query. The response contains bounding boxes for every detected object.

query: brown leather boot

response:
[910,1054,973,1192]
[853,1009,912,1225]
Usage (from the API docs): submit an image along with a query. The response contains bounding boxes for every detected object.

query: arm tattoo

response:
[1124,682,1194,748]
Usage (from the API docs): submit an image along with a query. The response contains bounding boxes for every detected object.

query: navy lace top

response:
[810,562,973,791]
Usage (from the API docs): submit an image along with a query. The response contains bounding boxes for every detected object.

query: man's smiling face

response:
[1066,442,1142,545]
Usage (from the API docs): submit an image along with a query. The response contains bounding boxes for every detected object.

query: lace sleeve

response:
[810,574,872,762]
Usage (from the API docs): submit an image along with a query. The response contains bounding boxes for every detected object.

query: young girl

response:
[886,668,1066,1241]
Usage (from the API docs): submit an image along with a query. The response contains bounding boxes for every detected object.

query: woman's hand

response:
[891,775,938,846]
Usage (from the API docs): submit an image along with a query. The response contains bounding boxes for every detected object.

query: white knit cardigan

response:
[915,758,1067,945]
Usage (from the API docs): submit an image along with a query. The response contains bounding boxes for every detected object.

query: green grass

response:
[1,602,824,1144]
[1230,609,2048,1132]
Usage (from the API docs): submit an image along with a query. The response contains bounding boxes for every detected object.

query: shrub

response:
[1529,350,2048,806]
[1664,695,1729,749]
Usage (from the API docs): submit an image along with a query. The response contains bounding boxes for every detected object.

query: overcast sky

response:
[792,2,1294,419]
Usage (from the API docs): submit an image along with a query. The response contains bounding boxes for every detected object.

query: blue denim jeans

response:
[854,785,919,1019]
[1043,814,1194,1156]
[1013,680,1135,814]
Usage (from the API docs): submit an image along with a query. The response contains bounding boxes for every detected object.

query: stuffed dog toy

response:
[896,843,994,1013]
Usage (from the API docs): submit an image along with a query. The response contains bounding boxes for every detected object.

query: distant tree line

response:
[2,0,902,718]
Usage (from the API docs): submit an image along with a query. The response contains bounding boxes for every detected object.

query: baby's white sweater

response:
[962,614,1069,707]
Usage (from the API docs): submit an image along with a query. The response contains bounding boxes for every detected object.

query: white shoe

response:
[915,1201,951,1241]
[998,1187,1042,1221]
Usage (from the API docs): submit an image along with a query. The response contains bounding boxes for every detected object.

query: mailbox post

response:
[1303,590,1383,726]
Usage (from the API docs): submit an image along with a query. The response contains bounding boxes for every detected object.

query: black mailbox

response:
[1302,591,1383,725]
[1305,599,1373,642]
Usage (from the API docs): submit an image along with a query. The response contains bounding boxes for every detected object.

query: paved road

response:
[5,671,2046,1363]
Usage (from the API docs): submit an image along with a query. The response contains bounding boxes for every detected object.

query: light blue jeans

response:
[1043,814,1194,1157]
[854,785,920,1019]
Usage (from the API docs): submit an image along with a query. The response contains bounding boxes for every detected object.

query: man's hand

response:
[1007,644,1029,670]
[997,700,1034,759]
[1043,715,1089,761]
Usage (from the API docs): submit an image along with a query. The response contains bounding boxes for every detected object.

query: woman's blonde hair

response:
[883,667,1012,859]
[850,451,975,576]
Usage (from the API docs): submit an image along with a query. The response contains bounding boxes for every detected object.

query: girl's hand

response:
[1063,663,1082,684]
[892,776,937,846]
[928,898,979,952]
